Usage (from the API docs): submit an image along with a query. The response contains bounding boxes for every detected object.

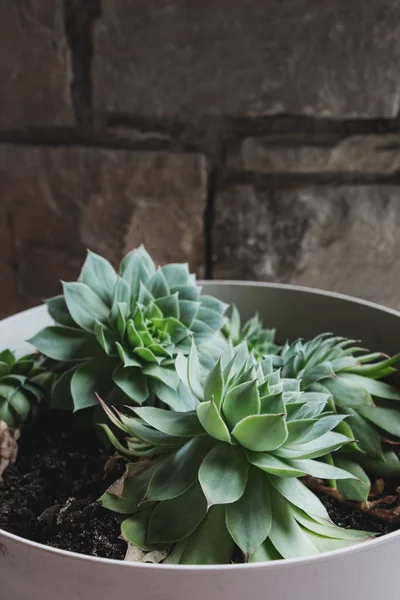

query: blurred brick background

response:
[1,1,400,318]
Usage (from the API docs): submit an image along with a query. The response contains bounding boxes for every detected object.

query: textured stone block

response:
[94,0,400,117]
[231,135,400,173]
[213,186,400,310]
[0,2,72,127]
[0,146,206,318]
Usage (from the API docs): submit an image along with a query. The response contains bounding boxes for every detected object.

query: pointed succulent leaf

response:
[121,507,157,551]
[71,356,117,411]
[147,437,214,501]
[247,452,305,478]
[269,476,330,520]
[344,409,384,459]
[111,276,132,320]
[28,326,99,361]
[268,488,319,558]
[232,413,288,452]
[223,380,260,430]
[187,339,204,400]
[79,250,117,306]
[146,269,170,299]
[197,400,232,443]
[339,372,400,401]
[133,407,205,437]
[178,300,200,328]
[147,482,207,543]
[63,281,109,331]
[275,431,351,460]
[120,246,155,296]
[204,358,224,408]
[116,343,142,367]
[113,365,149,405]
[155,294,180,319]
[226,466,272,560]
[46,295,76,327]
[179,505,234,565]
[320,376,374,408]
[160,263,191,287]
[199,443,248,505]
[334,457,370,503]
[357,405,400,438]
[286,458,357,480]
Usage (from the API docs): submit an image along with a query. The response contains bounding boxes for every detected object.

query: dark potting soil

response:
[0,412,126,560]
[0,412,397,560]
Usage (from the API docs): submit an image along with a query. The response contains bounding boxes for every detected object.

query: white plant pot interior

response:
[1,282,399,600]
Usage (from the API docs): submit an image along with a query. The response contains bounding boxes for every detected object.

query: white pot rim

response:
[1,280,400,572]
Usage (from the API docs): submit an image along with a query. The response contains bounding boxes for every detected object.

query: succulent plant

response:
[100,342,370,564]
[272,334,400,502]
[223,306,279,360]
[29,247,228,414]
[0,349,51,430]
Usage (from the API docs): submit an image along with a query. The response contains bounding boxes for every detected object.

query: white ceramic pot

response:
[1,282,399,600]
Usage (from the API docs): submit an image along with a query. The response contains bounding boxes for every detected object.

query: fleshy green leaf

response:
[334,457,370,503]
[120,246,155,296]
[339,373,400,401]
[286,458,357,480]
[100,463,159,513]
[232,413,288,452]
[223,380,260,430]
[187,339,204,400]
[28,326,99,361]
[204,358,224,408]
[197,400,232,443]
[147,437,214,501]
[321,376,374,408]
[46,296,76,327]
[268,488,318,558]
[247,452,305,478]
[358,405,400,438]
[121,507,156,551]
[269,476,330,520]
[50,367,76,410]
[116,343,142,367]
[133,407,205,437]
[344,409,384,459]
[142,364,179,390]
[226,466,271,560]
[71,356,116,411]
[113,365,149,405]
[147,269,170,299]
[147,483,207,543]
[63,282,109,331]
[275,432,350,460]
[79,250,117,306]
[199,443,248,505]
[178,300,200,328]
[111,277,132,320]
[180,505,235,565]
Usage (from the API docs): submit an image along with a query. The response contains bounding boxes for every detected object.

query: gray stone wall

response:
[1,1,400,317]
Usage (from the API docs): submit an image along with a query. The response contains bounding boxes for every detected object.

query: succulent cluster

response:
[100,343,371,564]
[224,306,279,360]
[29,248,227,413]
[273,335,400,502]
[0,350,51,430]
[3,244,400,564]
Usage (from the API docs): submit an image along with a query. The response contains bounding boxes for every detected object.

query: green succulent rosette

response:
[29,247,228,413]
[224,306,279,360]
[0,350,52,429]
[100,342,370,564]
[272,334,400,502]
